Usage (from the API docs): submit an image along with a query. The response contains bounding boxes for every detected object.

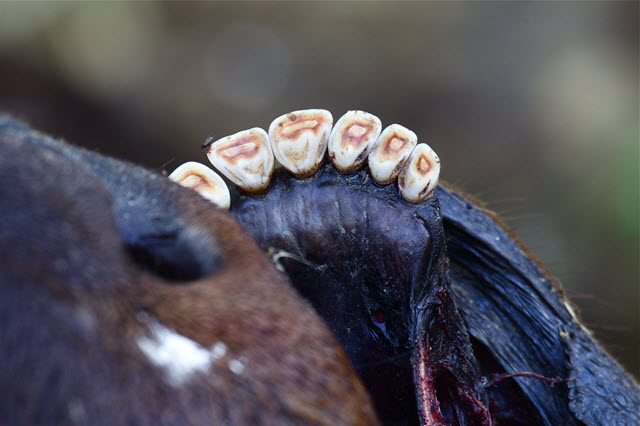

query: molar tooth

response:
[368,124,418,185]
[398,143,440,203]
[328,110,382,173]
[169,162,231,209]
[204,128,274,193]
[268,109,333,178]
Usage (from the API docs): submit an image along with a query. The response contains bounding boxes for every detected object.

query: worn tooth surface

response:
[398,143,440,203]
[204,128,274,193]
[368,124,418,185]
[328,110,382,174]
[268,109,333,178]
[169,161,231,209]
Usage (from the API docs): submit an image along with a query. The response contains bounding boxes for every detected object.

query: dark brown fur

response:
[0,116,378,425]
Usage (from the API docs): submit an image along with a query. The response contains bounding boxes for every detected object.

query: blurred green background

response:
[0,2,637,376]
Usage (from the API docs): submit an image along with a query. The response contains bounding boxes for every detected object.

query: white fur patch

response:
[136,321,228,386]
[228,358,246,375]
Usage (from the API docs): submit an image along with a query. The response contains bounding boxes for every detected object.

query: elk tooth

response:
[268,109,333,178]
[398,143,440,203]
[328,110,382,174]
[169,161,231,209]
[204,128,274,193]
[368,124,418,185]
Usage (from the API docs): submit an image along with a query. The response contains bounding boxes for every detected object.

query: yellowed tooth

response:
[204,128,274,193]
[327,110,382,174]
[398,143,440,203]
[368,124,418,185]
[169,161,231,209]
[268,109,333,178]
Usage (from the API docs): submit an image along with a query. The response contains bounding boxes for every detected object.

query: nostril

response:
[124,227,221,283]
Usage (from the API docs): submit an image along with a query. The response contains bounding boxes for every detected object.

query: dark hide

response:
[0,116,378,425]
[437,187,640,425]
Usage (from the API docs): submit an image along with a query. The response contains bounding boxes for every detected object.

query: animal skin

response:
[0,116,377,425]
[0,115,638,425]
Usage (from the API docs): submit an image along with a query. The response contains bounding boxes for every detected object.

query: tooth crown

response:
[328,110,382,174]
[205,127,274,193]
[269,109,333,178]
[174,108,442,206]
[398,143,441,204]
[169,161,231,209]
[368,124,418,185]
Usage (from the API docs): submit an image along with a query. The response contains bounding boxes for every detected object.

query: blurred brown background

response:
[0,2,637,376]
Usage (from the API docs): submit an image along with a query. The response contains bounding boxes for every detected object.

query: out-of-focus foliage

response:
[0,2,637,376]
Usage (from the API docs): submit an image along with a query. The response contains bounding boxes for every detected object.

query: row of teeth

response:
[169,109,441,209]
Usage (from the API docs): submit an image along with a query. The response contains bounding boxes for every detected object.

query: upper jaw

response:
[171,108,441,210]
[170,109,491,425]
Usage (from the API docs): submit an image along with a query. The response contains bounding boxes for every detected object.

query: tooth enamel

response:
[268,109,333,178]
[328,110,382,173]
[398,143,440,203]
[169,162,231,209]
[204,128,274,193]
[367,124,418,185]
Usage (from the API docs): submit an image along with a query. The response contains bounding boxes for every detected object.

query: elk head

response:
[1,113,638,425]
